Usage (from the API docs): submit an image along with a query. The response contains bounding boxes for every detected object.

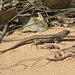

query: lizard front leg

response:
[54,38,60,44]
[54,38,66,45]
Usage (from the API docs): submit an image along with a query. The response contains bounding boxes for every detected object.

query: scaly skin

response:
[0,30,70,55]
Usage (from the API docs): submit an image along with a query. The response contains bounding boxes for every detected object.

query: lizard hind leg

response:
[31,39,42,49]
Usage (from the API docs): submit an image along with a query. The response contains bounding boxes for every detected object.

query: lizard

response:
[0,29,70,55]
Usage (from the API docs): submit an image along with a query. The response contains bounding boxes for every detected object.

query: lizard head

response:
[57,29,70,39]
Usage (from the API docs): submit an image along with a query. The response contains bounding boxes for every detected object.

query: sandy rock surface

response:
[0,27,75,75]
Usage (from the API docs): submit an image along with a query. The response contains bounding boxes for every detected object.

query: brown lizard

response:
[0,29,70,55]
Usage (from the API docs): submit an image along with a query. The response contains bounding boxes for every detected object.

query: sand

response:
[0,27,75,75]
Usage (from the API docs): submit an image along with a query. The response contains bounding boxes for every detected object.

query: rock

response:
[40,0,72,9]
[23,12,48,32]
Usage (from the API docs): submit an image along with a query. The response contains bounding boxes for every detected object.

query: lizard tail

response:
[0,51,7,55]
